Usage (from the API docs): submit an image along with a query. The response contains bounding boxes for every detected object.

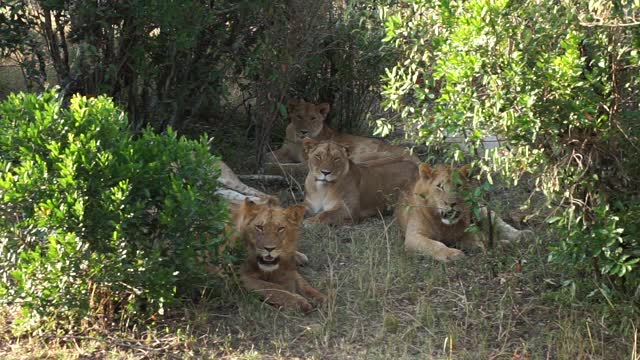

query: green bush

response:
[0,90,228,334]
[379,0,640,295]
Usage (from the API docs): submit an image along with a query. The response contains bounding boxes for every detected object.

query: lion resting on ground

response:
[303,138,418,225]
[396,163,533,262]
[235,199,326,312]
[268,99,417,164]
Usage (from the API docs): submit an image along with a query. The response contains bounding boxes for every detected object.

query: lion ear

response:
[458,164,471,178]
[262,196,279,207]
[241,198,263,220]
[339,143,351,157]
[286,204,306,224]
[302,138,320,160]
[316,103,330,118]
[419,163,433,179]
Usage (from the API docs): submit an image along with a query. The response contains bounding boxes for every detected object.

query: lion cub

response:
[236,199,326,312]
[268,99,417,164]
[396,163,533,262]
[303,138,418,225]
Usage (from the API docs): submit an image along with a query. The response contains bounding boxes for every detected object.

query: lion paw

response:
[500,229,535,243]
[314,293,328,305]
[518,229,535,241]
[294,251,309,266]
[303,216,322,226]
[298,299,314,313]
[434,247,465,262]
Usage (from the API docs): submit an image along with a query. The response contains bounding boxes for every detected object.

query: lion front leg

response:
[240,273,313,313]
[267,124,303,163]
[295,273,327,305]
[268,146,303,164]
[305,207,357,226]
[458,230,486,251]
[479,208,534,243]
[404,226,465,262]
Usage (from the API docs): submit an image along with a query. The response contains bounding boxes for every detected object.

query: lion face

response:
[413,164,470,225]
[288,99,330,140]
[241,200,306,272]
[303,139,350,184]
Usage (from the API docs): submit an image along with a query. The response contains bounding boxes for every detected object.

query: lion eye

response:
[315,154,322,160]
[277,226,285,233]
[255,224,264,232]
[333,158,340,162]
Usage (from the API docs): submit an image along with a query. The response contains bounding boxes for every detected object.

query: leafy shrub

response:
[287,1,396,135]
[380,0,640,295]
[0,90,228,334]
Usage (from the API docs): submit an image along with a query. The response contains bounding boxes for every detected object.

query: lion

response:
[267,99,417,164]
[395,163,533,262]
[303,138,418,225]
[236,199,326,313]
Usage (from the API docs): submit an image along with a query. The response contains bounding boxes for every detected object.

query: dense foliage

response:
[0,91,228,334]
[380,0,640,294]
[1,0,394,167]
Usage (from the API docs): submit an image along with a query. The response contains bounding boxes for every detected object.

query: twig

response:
[237,174,288,184]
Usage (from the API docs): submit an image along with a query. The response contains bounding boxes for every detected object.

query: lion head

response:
[302,138,351,184]
[413,164,470,226]
[288,99,330,140]
[241,199,306,272]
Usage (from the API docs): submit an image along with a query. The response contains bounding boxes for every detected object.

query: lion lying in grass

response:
[268,99,417,164]
[396,164,533,262]
[234,199,326,312]
[303,138,418,225]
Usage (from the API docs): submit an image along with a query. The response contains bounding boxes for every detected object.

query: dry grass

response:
[2,212,638,359]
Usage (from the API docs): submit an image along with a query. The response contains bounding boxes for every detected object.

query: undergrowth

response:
[1,216,637,359]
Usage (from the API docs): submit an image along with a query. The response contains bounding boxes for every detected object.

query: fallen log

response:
[215,188,265,204]
[263,162,308,179]
[237,174,288,185]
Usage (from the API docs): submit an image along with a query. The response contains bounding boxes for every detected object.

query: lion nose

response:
[450,202,457,207]
[264,246,276,252]
[321,170,331,176]
[300,130,309,136]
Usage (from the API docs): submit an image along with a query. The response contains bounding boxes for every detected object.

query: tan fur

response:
[236,200,326,313]
[268,99,418,164]
[303,139,418,225]
[396,164,533,262]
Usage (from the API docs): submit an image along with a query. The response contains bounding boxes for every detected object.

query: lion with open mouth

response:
[236,199,326,312]
[396,163,533,262]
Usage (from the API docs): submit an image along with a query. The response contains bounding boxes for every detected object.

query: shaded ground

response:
[2,209,638,359]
